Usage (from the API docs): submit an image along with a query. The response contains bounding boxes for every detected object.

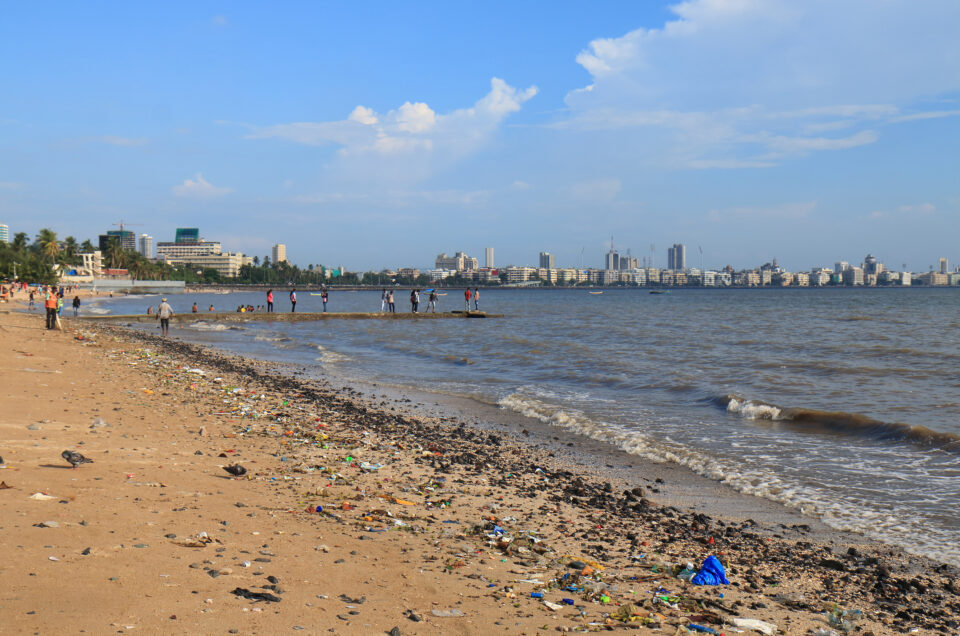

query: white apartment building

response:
[504,266,537,283]
[435,252,479,271]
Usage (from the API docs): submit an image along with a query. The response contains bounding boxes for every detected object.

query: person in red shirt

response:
[464,288,471,311]
[266,289,274,313]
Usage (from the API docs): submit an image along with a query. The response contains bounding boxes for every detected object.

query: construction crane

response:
[113,219,143,235]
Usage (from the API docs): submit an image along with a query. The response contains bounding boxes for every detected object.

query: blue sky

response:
[1,1,958,271]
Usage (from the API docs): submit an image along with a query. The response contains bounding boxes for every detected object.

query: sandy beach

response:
[1,302,958,635]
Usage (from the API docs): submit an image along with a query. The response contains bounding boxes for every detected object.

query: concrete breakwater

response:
[79,310,499,324]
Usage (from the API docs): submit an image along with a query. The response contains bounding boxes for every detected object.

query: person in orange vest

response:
[44,285,58,329]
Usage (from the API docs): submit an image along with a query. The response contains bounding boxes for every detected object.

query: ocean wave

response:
[716,394,960,452]
[501,392,960,566]
[82,306,112,315]
[254,334,292,343]
[187,321,242,332]
[315,344,349,364]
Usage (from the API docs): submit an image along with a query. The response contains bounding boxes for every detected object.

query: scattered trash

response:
[172,532,214,548]
[732,617,777,635]
[230,587,281,603]
[34,520,59,528]
[825,603,862,633]
[691,555,729,586]
[430,609,465,617]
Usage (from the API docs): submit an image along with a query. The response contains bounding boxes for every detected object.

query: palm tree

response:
[35,228,60,264]
[252,255,259,266]
[128,253,149,280]
[62,236,79,262]
[12,232,28,250]
[80,239,95,253]
[105,238,127,269]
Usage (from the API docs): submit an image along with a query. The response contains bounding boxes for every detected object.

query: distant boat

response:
[650,290,670,295]
[588,291,604,295]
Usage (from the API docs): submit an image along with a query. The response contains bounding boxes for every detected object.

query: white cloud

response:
[0,181,25,190]
[868,203,935,220]
[172,173,232,199]
[245,78,537,182]
[511,180,532,190]
[562,0,960,168]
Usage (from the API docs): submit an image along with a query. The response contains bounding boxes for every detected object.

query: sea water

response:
[92,287,960,565]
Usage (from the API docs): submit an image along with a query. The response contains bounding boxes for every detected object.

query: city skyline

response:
[1,2,958,270]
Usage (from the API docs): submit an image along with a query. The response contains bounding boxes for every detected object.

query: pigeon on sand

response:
[222,464,247,478]
[62,450,93,469]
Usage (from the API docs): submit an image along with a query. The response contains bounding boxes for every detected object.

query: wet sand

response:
[1,305,958,635]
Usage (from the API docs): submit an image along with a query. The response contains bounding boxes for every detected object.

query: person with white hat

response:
[157,297,174,336]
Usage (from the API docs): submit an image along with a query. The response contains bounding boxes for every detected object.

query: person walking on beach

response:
[409,289,417,313]
[321,289,329,313]
[387,290,395,313]
[380,289,387,312]
[428,289,438,313]
[289,288,297,312]
[464,288,471,311]
[44,286,58,329]
[72,295,81,317]
[473,288,480,311]
[192,302,198,313]
[157,297,174,337]
[266,289,274,313]
[56,295,63,317]
[29,290,35,310]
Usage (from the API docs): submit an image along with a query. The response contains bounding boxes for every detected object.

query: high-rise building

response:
[667,243,686,271]
[485,247,494,269]
[539,251,555,269]
[98,230,136,252]
[138,234,154,259]
[0,223,8,243]
[939,257,948,274]
[272,243,287,264]
[175,228,200,244]
[605,249,619,271]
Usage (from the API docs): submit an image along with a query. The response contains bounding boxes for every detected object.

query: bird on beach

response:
[62,450,93,469]
[222,464,247,479]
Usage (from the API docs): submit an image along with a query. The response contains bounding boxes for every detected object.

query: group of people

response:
[36,285,83,329]
[464,288,480,311]
[379,288,444,313]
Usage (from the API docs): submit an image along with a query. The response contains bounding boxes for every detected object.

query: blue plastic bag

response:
[691,555,729,585]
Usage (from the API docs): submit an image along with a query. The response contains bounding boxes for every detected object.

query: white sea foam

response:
[315,344,348,364]
[726,397,782,420]
[497,392,960,566]
[82,306,112,315]
[187,321,236,332]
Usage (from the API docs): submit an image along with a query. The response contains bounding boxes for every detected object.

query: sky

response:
[1,1,958,272]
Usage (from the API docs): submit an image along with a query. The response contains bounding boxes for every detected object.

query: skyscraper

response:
[605,248,619,270]
[272,243,287,264]
[539,251,555,269]
[99,230,136,252]
[0,223,8,243]
[667,243,686,271]
[485,247,494,269]
[138,234,154,259]
[939,257,948,274]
